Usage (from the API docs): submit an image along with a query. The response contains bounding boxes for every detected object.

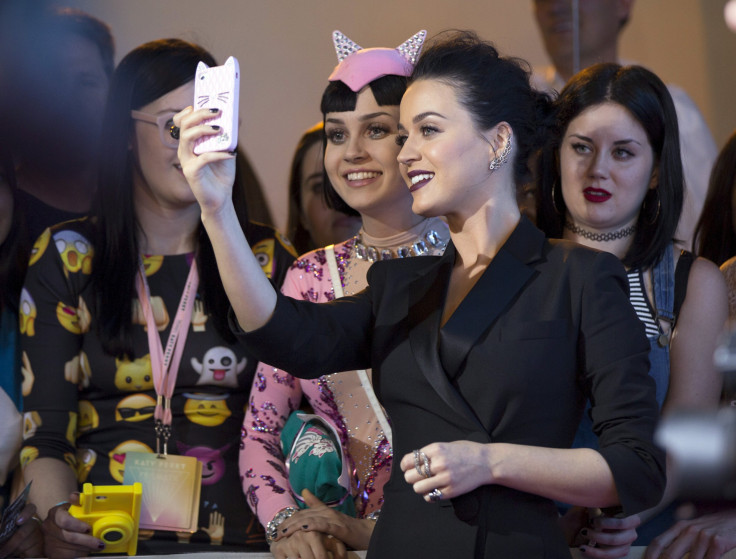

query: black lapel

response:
[407,243,485,425]
[440,217,546,380]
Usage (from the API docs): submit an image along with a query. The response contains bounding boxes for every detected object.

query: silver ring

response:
[413,449,423,476]
[428,488,442,502]
[422,452,432,478]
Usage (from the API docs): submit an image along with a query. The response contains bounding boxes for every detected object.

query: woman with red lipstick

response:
[178,31,666,558]
[19,39,294,557]
[537,63,727,554]
[239,31,449,559]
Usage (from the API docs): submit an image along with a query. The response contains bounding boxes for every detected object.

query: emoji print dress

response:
[20,218,295,549]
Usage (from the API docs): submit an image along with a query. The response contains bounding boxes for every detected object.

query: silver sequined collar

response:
[353,227,448,262]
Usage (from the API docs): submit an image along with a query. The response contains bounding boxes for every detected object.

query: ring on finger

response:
[428,488,442,502]
[31,515,43,527]
[422,452,432,478]
[413,449,423,476]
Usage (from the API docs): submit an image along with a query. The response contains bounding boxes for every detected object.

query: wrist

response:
[200,199,237,227]
[265,507,297,545]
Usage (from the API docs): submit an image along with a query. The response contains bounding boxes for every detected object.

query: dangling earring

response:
[551,179,563,215]
[489,135,513,171]
[643,189,661,225]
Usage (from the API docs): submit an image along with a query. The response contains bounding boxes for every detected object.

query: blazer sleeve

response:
[231,288,374,379]
[580,250,666,514]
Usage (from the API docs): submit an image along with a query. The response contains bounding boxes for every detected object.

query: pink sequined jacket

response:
[240,238,392,529]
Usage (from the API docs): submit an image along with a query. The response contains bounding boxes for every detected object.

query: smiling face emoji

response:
[115,394,156,422]
[108,440,153,483]
[114,355,153,391]
[183,393,232,427]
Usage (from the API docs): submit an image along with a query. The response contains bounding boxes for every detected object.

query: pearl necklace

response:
[354,228,448,262]
[564,220,636,242]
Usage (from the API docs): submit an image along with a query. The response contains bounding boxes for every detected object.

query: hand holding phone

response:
[193,56,240,154]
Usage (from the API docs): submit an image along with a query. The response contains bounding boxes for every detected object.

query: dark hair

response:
[536,63,683,270]
[694,130,736,265]
[92,38,250,358]
[410,30,552,187]
[286,123,325,254]
[0,147,28,313]
[319,74,407,214]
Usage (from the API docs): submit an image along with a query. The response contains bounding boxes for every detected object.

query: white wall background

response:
[58,0,736,233]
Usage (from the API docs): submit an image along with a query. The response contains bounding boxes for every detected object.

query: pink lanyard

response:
[135,256,199,456]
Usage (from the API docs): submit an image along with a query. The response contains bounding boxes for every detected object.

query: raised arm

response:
[175,107,276,331]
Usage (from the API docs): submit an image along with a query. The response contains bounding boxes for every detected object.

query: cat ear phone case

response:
[193,56,240,154]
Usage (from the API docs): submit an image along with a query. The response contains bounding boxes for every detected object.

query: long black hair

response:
[694,129,736,265]
[92,38,250,358]
[0,146,28,313]
[536,63,683,271]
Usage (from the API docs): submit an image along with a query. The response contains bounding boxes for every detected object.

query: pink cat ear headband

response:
[328,29,427,92]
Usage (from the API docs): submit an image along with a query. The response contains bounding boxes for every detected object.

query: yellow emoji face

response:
[53,230,93,275]
[28,228,50,266]
[19,288,36,337]
[56,301,83,334]
[114,355,153,392]
[20,446,38,469]
[76,448,97,483]
[108,440,152,483]
[183,393,232,427]
[115,394,156,422]
[23,411,42,440]
[78,400,99,434]
[142,254,164,276]
[251,239,275,279]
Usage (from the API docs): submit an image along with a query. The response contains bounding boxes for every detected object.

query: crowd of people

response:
[1,1,736,559]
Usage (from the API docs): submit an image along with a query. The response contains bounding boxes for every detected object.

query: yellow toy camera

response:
[68,483,142,555]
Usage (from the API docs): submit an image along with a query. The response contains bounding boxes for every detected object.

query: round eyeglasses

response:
[130,110,180,148]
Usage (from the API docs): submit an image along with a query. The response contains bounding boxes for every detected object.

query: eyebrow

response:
[325,111,394,125]
[413,111,446,124]
[569,133,642,146]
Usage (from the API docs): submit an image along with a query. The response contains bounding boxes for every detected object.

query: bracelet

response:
[265,507,298,544]
[365,509,381,522]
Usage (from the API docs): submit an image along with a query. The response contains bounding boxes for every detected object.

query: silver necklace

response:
[564,220,636,242]
[354,228,447,262]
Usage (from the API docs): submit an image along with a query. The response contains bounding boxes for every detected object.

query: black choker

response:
[564,220,636,242]
[354,229,447,262]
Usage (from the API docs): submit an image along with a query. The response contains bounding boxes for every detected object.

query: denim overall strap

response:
[648,242,675,407]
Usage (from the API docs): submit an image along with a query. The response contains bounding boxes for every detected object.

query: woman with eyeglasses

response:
[19,38,295,558]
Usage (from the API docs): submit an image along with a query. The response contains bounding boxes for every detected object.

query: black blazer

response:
[237,218,666,559]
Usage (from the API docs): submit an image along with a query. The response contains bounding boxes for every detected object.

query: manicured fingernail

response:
[211,125,220,130]
[98,542,106,550]
[580,528,588,536]
[281,528,288,533]
[579,547,587,553]
[302,524,309,529]
[209,108,219,113]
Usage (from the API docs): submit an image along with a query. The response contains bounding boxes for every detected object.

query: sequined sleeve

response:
[240,247,341,527]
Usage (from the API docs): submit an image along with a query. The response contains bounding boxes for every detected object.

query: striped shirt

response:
[627,269,659,338]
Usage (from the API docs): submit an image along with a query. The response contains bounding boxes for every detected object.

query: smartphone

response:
[193,56,240,154]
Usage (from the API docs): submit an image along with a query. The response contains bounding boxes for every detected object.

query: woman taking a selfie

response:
[20,38,294,558]
[241,30,450,559]
[177,31,665,558]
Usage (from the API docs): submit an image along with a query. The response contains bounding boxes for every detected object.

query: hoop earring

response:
[552,179,563,215]
[489,135,513,172]
[643,189,661,225]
